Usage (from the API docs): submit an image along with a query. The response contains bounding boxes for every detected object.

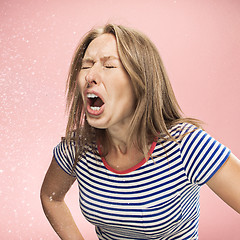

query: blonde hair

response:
[65,23,201,164]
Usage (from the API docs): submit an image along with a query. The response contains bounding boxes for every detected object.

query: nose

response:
[85,67,100,86]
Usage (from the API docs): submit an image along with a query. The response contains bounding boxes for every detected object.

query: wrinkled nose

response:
[85,69,100,86]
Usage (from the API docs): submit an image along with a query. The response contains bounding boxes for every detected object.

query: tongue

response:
[93,97,104,107]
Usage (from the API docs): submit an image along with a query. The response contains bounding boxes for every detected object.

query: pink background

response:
[1,0,239,239]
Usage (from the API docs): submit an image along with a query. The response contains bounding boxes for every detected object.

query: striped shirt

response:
[53,123,231,239]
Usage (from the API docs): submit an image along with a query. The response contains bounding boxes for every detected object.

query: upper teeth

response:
[87,93,98,98]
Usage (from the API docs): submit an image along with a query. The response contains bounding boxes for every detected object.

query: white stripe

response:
[53,123,230,239]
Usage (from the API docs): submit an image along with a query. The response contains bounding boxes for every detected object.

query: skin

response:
[40,159,81,240]
[40,34,240,240]
[78,33,143,168]
[207,153,240,213]
[78,34,136,145]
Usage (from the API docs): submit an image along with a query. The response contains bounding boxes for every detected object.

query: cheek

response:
[113,81,136,111]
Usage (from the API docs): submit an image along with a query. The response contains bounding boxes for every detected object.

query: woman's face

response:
[78,33,136,131]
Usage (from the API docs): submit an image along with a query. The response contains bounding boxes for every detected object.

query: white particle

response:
[22,179,27,184]
[11,167,16,172]
[0,169,3,173]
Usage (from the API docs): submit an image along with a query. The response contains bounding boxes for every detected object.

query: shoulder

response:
[167,122,200,140]
[153,122,199,156]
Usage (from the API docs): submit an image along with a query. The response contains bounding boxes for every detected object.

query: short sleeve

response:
[180,124,231,185]
[53,140,76,177]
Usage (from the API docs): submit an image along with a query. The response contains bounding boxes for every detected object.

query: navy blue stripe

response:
[183,132,209,171]
[53,123,230,239]
[54,148,71,174]
[199,148,230,185]
[79,163,186,199]
[77,152,182,187]
[181,130,203,167]
[189,140,221,183]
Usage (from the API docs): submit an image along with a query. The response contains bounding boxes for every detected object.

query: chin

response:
[86,117,108,130]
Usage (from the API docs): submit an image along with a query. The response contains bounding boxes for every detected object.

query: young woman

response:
[40,24,240,240]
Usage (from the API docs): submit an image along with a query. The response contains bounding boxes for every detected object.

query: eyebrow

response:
[82,56,119,63]
[102,56,119,61]
[81,58,94,64]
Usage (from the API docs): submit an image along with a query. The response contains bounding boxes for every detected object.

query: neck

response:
[115,142,128,155]
[106,128,133,155]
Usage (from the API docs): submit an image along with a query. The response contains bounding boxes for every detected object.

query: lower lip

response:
[87,104,105,116]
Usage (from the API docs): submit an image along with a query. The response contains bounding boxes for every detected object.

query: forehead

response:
[84,34,119,58]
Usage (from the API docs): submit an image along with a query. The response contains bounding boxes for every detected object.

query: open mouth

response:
[86,93,105,114]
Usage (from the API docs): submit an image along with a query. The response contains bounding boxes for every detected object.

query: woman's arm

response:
[207,153,240,213]
[40,157,84,240]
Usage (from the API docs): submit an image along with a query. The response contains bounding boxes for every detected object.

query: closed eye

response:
[105,65,116,69]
